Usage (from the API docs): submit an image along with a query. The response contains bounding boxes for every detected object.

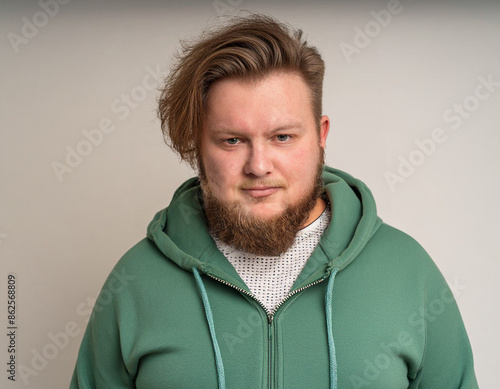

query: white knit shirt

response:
[214,208,331,314]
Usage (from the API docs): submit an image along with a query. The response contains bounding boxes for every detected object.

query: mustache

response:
[237,180,288,190]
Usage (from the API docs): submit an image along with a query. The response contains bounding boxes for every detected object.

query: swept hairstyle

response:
[157,13,325,169]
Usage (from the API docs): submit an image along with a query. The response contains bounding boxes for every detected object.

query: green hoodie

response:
[70,166,478,388]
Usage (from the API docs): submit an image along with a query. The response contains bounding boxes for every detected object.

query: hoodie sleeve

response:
[69,270,136,388]
[408,260,478,388]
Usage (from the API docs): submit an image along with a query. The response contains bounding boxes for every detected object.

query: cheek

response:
[203,152,241,191]
[287,147,318,174]
[282,145,321,188]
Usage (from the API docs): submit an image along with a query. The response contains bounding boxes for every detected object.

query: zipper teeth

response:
[207,274,273,321]
[207,273,326,323]
[271,277,326,315]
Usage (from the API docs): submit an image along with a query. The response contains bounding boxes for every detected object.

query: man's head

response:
[158,14,329,255]
[158,13,326,169]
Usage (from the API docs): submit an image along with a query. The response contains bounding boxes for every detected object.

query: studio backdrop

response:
[1,0,499,387]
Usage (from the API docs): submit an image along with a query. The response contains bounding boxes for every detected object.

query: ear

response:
[319,115,330,148]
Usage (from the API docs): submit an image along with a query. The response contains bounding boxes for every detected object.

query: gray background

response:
[1,0,499,387]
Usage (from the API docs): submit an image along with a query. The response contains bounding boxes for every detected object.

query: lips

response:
[242,186,280,198]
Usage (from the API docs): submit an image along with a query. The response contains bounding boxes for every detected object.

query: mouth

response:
[241,186,281,198]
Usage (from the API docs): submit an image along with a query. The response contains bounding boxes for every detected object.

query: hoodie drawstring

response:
[325,268,339,389]
[193,267,227,389]
[193,266,339,389]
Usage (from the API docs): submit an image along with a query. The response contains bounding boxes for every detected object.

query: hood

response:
[146,165,383,389]
[147,166,382,288]
[319,166,382,272]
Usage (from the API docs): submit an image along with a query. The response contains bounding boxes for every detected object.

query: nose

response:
[243,144,273,178]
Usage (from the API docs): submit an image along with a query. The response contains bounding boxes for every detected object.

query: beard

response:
[199,152,325,256]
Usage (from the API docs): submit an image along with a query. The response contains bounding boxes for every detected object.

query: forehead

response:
[203,72,315,133]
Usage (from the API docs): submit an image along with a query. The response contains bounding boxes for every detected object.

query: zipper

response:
[268,323,272,389]
[207,273,274,322]
[207,273,326,323]
[206,273,327,388]
[271,277,326,316]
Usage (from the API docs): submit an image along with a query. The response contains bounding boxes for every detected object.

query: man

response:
[70,14,478,388]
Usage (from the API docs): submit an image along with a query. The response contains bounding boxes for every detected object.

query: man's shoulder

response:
[109,237,185,284]
[344,222,449,294]
[366,222,437,270]
[372,222,426,249]
[120,237,162,262]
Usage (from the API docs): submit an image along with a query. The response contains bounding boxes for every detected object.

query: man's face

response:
[199,71,329,228]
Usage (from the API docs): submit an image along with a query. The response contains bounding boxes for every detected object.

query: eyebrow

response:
[267,123,303,134]
[211,123,304,136]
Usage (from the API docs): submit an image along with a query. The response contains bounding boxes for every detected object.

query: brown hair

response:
[157,12,325,169]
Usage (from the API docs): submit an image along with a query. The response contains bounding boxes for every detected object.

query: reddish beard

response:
[199,154,325,256]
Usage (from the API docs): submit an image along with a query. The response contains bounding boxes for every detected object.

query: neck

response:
[301,197,327,228]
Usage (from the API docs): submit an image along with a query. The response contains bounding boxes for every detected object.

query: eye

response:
[276,134,291,142]
[225,138,240,145]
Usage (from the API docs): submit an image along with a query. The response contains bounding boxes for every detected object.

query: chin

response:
[244,205,284,220]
